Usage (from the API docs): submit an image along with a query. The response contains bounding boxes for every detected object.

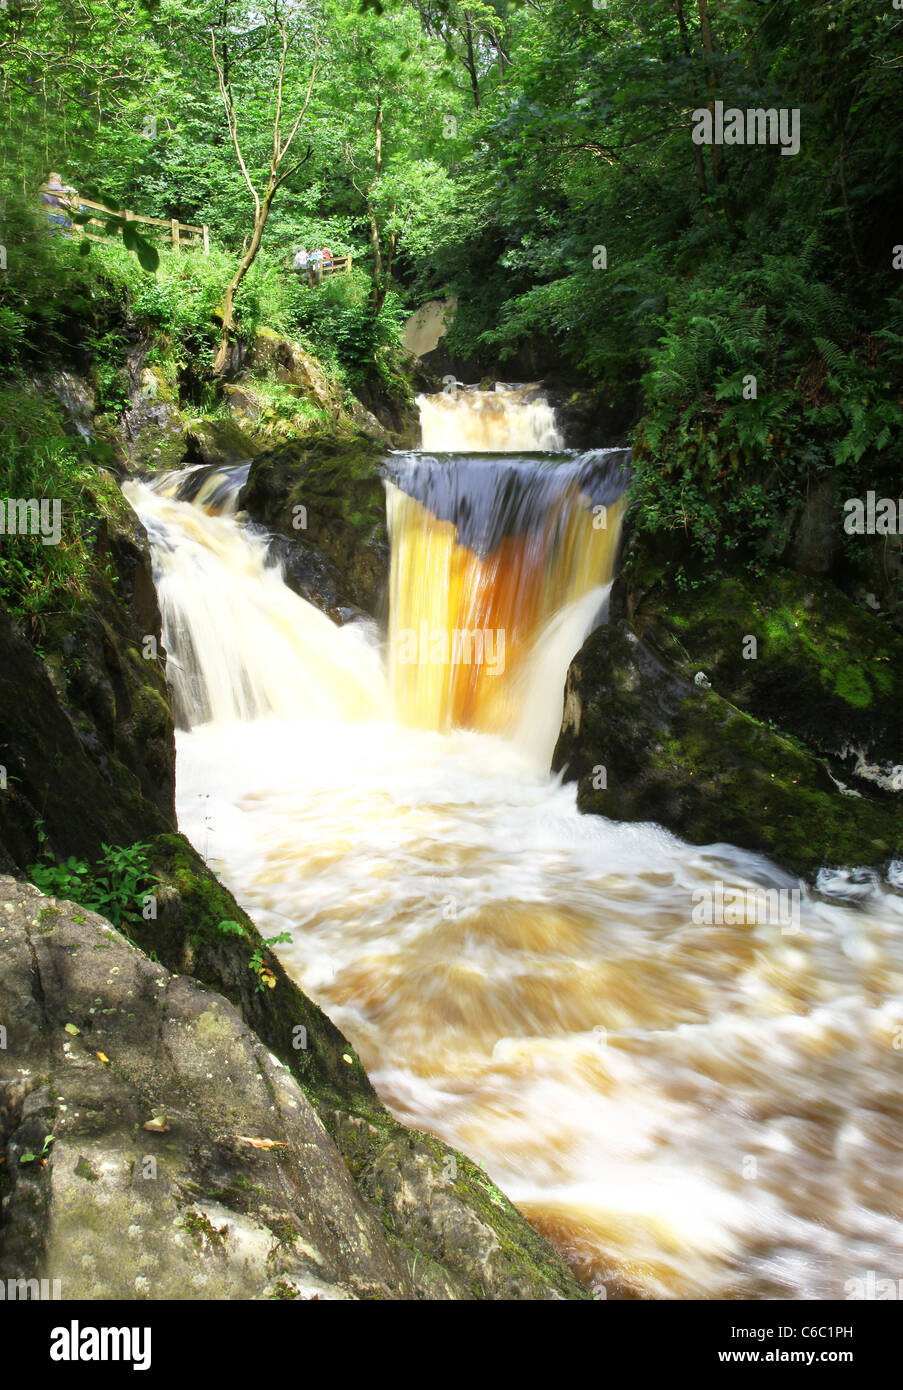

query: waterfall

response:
[123,466,386,729]
[417,384,564,452]
[123,385,903,1302]
[384,449,628,748]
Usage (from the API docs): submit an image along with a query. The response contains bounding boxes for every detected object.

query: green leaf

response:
[134,236,160,274]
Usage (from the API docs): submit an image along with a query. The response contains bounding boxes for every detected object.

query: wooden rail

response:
[40,186,209,253]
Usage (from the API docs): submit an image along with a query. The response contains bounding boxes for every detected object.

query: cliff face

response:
[0,475,175,874]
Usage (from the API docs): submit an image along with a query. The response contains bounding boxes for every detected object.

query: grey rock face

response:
[0,877,414,1300]
[0,878,585,1301]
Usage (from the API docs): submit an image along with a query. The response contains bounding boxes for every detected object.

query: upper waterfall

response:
[416,384,564,452]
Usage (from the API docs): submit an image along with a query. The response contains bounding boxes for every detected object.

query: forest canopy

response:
[1,0,901,567]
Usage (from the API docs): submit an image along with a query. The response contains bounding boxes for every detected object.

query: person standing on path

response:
[41,172,77,234]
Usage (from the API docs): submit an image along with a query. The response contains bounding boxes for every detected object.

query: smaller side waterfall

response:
[123,469,386,730]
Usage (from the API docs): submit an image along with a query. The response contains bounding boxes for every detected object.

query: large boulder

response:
[248,329,339,413]
[119,365,187,471]
[624,569,903,788]
[552,618,903,881]
[240,433,389,616]
[0,873,586,1300]
[185,418,263,468]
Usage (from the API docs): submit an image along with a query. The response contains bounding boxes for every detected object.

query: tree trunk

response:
[463,12,481,109]
[697,0,736,231]
[215,187,275,373]
[697,0,723,183]
[368,95,386,314]
[675,0,710,208]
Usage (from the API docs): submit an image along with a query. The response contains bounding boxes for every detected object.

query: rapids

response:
[123,386,903,1300]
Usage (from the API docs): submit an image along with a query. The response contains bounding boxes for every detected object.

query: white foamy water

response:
[124,393,903,1300]
[417,384,564,452]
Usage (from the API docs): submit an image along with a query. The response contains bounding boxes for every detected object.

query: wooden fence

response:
[40,186,209,253]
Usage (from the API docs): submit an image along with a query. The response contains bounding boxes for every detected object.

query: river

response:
[124,384,903,1300]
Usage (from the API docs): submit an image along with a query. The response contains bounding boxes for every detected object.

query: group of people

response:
[292,245,336,284]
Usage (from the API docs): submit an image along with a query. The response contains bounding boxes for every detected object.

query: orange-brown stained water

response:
[387,482,625,734]
[125,389,903,1300]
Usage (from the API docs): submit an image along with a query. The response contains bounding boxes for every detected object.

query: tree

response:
[209,1,319,371]
[331,1,452,314]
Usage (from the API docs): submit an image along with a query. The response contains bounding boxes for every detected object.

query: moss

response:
[267,1280,302,1300]
[240,433,389,614]
[831,664,872,707]
[179,1208,228,1250]
[625,562,903,777]
[265,1216,301,1246]
[559,619,903,880]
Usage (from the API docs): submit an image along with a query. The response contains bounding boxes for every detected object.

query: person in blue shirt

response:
[41,172,77,234]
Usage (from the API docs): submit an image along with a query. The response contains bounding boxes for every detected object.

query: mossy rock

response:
[240,433,389,614]
[619,553,903,786]
[119,367,188,471]
[553,622,903,880]
[185,418,264,468]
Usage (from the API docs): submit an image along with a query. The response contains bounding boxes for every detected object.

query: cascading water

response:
[124,388,903,1300]
[384,449,628,738]
[129,464,385,729]
[417,382,563,452]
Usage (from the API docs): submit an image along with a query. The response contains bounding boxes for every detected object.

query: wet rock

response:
[262,531,367,624]
[545,383,642,449]
[553,618,903,880]
[44,371,96,440]
[119,365,187,471]
[185,419,263,468]
[620,561,903,787]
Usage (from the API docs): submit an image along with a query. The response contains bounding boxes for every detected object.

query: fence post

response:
[171,218,180,253]
[202,225,209,255]
[346,255,352,275]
